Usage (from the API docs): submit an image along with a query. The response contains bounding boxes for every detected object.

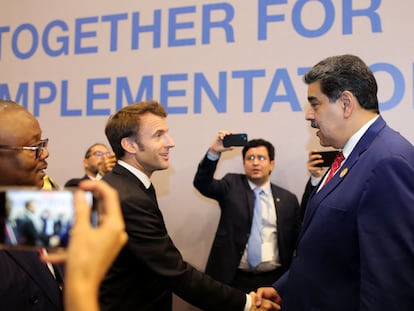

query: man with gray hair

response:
[256,54,414,310]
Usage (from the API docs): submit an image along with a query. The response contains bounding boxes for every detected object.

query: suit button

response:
[29,295,39,304]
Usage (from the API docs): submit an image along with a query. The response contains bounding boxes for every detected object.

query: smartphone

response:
[0,188,95,250]
[223,133,248,147]
[312,150,339,167]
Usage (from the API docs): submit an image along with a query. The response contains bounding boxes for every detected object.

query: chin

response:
[36,178,45,189]
[159,164,169,171]
[318,139,330,147]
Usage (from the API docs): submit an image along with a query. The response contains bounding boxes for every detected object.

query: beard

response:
[88,164,100,175]
[310,120,319,129]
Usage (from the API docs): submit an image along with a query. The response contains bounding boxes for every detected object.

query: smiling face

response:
[305,81,347,149]
[130,112,175,177]
[0,108,49,188]
[243,146,274,186]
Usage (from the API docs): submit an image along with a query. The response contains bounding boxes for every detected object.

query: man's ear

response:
[121,137,137,154]
[341,91,354,117]
[269,159,275,172]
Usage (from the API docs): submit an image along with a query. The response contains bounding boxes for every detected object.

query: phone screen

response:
[0,189,94,250]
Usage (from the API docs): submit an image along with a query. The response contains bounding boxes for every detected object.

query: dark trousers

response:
[230,268,285,293]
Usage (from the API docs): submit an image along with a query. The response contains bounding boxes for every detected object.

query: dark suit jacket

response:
[18,214,40,246]
[193,155,301,284]
[299,178,317,221]
[64,174,90,187]
[0,250,63,310]
[274,116,414,310]
[99,164,246,311]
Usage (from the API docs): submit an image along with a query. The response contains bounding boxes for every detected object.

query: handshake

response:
[249,287,282,311]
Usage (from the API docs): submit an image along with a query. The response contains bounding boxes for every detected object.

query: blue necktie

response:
[247,187,263,269]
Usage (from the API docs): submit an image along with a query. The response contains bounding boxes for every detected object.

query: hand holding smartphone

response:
[312,150,339,167]
[222,133,248,147]
[0,188,95,250]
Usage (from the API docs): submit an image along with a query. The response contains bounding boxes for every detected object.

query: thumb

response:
[255,289,264,306]
[250,291,261,307]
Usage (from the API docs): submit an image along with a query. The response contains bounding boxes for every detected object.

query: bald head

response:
[0,100,49,187]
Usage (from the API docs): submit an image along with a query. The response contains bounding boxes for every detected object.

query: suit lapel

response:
[5,250,62,308]
[112,164,157,204]
[241,177,255,223]
[300,117,386,237]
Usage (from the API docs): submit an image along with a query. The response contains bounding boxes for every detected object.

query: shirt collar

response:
[248,179,271,195]
[118,159,152,189]
[342,115,379,159]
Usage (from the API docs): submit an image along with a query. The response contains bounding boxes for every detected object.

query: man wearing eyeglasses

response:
[193,133,301,293]
[0,106,49,187]
[64,143,116,187]
[0,100,63,310]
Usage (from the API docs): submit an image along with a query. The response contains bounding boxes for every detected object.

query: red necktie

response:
[323,152,344,186]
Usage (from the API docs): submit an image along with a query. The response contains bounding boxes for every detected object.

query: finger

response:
[78,180,123,227]
[254,289,262,306]
[217,131,231,139]
[73,189,92,228]
[40,250,67,264]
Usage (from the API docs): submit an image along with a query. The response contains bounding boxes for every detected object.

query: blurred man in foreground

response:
[0,99,62,310]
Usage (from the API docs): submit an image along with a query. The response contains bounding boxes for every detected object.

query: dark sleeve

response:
[193,153,217,192]
[116,180,246,310]
[300,178,316,221]
[18,219,39,246]
[64,178,80,187]
[358,156,414,309]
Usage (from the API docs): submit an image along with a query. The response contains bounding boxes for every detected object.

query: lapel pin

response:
[339,168,348,178]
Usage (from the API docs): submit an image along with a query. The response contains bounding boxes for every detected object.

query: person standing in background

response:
[299,149,326,220]
[64,143,116,187]
[193,134,301,293]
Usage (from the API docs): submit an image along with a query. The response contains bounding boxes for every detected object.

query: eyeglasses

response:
[0,138,48,159]
[89,151,111,158]
[246,155,267,162]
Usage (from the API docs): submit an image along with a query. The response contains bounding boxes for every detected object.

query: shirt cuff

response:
[243,293,252,311]
[310,175,322,186]
[207,150,220,161]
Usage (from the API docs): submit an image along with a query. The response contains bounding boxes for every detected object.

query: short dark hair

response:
[105,100,167,158]
[242,139,275,161]
[84,143,108,159]
[303,54,379,113]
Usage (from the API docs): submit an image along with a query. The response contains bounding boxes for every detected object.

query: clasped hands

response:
[249,287,282,310]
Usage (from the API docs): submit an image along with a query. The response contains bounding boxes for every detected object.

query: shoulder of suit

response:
[270,183,297,197]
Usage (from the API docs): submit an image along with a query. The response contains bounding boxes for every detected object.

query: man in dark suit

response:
[64,143,116,187]
[193,135,301,292]
[99,101,277,311]
[256,54,414,310]
[0,100,63,310]
[299,149,327,220]
[17,200,42,246]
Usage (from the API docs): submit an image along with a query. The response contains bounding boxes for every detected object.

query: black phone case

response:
[314,150,339,167]
[223,134,248,147]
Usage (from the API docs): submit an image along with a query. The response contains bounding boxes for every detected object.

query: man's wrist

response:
[310,175,322,186]
[207,149,220,161]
